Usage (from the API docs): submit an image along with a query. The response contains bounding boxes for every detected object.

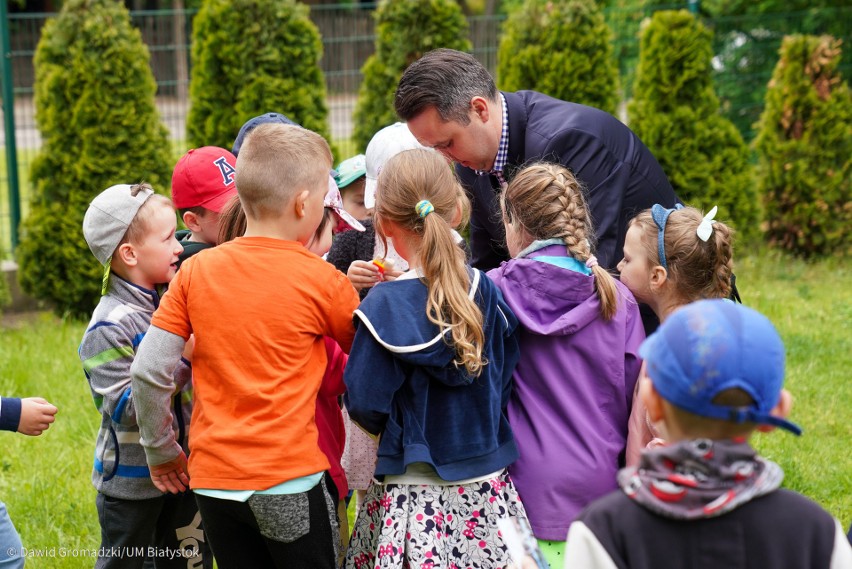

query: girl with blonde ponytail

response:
[487,162,646,568]
[343,149,533,569]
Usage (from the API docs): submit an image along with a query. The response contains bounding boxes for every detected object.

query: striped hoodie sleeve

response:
[80,312,142,427]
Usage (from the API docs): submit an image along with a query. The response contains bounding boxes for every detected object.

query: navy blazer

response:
[457,90,678,271]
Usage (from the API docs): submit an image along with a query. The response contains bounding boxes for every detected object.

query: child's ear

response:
[756,389,794,433]
[451,199,463,228]
[182,210,201,233]
[649,265,668,292]
[640,376,665,424]
[116,242,137,267]
[293,190,310,219]
[380,218,397,240]
[640,376,672,440]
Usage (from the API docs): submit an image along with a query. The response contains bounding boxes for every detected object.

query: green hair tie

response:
[415,200,434,218]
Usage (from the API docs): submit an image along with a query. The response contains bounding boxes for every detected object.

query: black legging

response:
[194,474,339,569]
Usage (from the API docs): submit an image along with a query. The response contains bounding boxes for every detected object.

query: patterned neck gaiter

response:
[617,438,784,520]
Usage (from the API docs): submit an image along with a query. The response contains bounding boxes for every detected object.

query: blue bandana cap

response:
[639,299,802,435]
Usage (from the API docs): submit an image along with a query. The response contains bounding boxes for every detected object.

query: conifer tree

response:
[497,0,619,115]
[17,0,173,318]
[187,0,331,150]
[352,0,471,151]
[754,35,851,257]
[628,10,758,239]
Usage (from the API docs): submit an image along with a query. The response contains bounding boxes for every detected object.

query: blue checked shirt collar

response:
[475,93,509,186]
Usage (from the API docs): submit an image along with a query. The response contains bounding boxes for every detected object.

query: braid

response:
[505,163,620,320]
[555,187,578,250]
[549,170,592,261]
[709,221,734,299]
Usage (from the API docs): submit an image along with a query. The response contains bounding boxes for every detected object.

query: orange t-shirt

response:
[152,236,359,490]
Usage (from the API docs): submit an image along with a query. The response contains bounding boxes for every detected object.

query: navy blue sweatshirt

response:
[343,269,520,482]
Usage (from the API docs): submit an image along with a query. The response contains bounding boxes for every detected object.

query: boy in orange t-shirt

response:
[131,124,359,569]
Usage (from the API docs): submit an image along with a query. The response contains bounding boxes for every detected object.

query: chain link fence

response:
[1,3,849,258]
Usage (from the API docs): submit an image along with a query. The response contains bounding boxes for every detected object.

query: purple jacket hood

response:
[488,245,607,335]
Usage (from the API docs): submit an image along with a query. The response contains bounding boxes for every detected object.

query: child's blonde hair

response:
[119,182,173,247]
[629,206,734,301]
[375,149,484,376]
[502,163,620,320]
[235,123,332,220]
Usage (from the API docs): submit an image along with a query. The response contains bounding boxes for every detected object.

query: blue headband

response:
[651,203,683,270]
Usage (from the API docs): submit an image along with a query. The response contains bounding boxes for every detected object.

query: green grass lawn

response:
[0,250,849,567]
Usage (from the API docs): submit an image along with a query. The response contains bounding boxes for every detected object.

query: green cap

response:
[335,154,366,189]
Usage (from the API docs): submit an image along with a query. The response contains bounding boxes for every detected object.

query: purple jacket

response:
[488,245,645,541]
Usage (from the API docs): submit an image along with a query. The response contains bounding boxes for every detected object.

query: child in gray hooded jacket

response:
[80,182,211,569]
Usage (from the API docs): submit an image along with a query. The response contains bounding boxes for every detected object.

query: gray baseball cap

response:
[83,183,154,265]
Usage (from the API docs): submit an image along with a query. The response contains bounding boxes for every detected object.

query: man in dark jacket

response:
[395,48,678,272]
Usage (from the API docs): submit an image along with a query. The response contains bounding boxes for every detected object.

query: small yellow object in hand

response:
[372,258,395,276]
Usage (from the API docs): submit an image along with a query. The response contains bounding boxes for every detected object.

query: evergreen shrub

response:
[17,0,173,318]
[754,35,851,257]
[187,0,331,150]
[352,0,471,151]
[497,0,619,115]
[628,10,758,240]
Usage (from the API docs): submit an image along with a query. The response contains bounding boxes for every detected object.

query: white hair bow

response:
[696,205,718,242]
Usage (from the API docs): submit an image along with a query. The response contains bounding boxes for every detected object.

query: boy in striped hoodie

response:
[79,183,211,569]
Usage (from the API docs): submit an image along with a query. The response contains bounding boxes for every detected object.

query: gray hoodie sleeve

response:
[130,325,186,466]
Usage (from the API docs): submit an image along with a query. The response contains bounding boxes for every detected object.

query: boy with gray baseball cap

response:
[80,183,212,569]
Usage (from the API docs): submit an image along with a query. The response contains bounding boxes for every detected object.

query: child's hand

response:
[382,267,404,282]
[18,397,58,436]
[182,335,195,363]
[150,452,190,494]
[347,260,381,291]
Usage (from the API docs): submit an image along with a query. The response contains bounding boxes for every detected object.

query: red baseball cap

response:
[171,146,238,213]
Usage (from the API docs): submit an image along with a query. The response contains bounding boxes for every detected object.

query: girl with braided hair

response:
[343,148,534,569]
[619,204,736,466]
[487,162,645,568]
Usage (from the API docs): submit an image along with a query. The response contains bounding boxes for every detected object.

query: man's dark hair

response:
[394,48,497,125]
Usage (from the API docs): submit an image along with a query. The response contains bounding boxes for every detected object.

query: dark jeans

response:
[194,474,340,569]
[95,491,213,569]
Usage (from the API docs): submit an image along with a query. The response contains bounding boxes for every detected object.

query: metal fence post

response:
[0,0,21,252]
